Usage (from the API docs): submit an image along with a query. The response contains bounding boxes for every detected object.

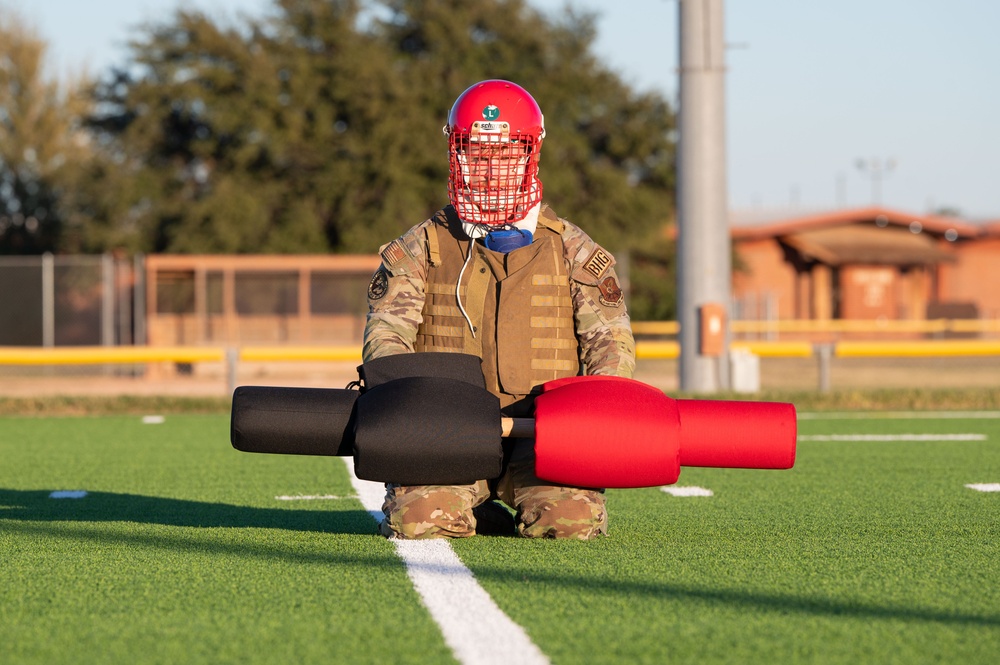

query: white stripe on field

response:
[342,457,549,665]
[274,494,345,501]
[798,411,1000,420]
[661,486,714,497]
[966,483,1000,493]
[799,433,986,442]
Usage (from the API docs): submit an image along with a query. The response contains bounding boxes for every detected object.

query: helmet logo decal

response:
[482,105,500,121]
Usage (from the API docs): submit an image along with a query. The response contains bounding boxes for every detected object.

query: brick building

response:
[139,208,1000,348]
[731,207,1000,322]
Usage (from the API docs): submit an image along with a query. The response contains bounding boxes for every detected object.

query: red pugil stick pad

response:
[534,376,682,488]
[676,399,797,469]
[533,376,797,488]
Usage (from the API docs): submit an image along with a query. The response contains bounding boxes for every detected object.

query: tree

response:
[0,10,90,254]
[629,235,678,321]
[83,0,409,254]
[80,0,676,262]
[373,0,676,251]
[374,0,677,318]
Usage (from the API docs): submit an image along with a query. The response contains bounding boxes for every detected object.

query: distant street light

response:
[855,158,896,206]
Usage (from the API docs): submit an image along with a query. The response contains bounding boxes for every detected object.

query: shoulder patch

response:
[368,267,389,300]
[380,240,407,268]
[583,247,613,279]
[598,276,624,307]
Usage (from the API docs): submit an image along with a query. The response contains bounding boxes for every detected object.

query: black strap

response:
[357,352,486,391]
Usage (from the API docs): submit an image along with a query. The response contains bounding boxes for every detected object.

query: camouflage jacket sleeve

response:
[561,220,637,378]
[362,222,431,362]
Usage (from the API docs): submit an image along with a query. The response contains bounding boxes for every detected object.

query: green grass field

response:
[1,409,998,664]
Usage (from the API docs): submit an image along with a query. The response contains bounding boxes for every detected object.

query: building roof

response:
[730,206,981,241]
[726,206,986,267]
[980,220,1000,237]
[781,224,956,266]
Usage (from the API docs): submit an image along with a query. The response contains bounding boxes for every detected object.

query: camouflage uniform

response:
[365,203,635,540]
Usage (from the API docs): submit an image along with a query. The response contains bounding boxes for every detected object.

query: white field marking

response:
[49,490,88,499]
[798,434,986,442]
[142,415,165,424]
[966,483,1000,493]
[798,411,1000,420]
[661,486,714,497]
[342,457,550,665]
[274,494,345,501]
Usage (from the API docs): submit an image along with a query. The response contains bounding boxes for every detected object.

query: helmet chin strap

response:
[460,201,540,240]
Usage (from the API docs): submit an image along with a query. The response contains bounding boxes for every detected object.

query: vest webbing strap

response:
[532,274,569,286]
[419,343,464,353]
[420,324,466,338]
[531,358,578,371]
[423,304,465,318]
[531,316,575,329]
[531,337,577,350]
[425,215,443,266]
[531,295,574,308]
[537,205,566,233]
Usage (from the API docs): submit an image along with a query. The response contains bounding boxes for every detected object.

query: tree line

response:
[0,0,678,319]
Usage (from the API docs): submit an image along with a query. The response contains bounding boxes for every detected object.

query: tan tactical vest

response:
[415,206,580,398]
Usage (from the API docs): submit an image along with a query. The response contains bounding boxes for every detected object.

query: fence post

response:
[42,253,55,347]
[226,347,239,396]
[133,254,147,346]
[816,343,834,393]
[101,253,115,347]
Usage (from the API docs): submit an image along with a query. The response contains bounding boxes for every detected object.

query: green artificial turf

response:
[1,412,998,664]
[0,415,453,665]
[454,414,1000,664]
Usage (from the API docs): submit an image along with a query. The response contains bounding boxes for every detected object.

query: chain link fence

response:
[0,254,141,348]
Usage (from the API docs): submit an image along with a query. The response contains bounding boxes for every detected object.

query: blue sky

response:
[23,0,1000,220]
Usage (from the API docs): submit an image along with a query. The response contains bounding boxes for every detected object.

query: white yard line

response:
[342,458,550,665]
[798,433,987,442]
[798,411,1000,420]
[274,494,345,501]
[965,483,1000,492]
[661,486,714,497]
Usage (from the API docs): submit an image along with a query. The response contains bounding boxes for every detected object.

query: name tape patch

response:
[583,248,613,279]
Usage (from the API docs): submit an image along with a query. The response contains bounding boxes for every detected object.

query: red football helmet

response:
[443,80,545,226]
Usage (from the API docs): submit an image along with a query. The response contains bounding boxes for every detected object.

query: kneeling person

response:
[363,80,635,539]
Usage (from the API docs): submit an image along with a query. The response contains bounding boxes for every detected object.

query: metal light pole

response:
[677,0,730,392]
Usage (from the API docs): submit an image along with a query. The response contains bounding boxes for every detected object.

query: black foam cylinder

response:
[230,386,358,456]
[353,376,503,485]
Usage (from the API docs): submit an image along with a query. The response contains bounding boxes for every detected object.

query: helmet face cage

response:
[444,81,545,226]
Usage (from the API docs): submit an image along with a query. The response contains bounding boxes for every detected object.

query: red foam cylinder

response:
[676,399,796,469]
[534,376,681,488]
[532,375,797,488]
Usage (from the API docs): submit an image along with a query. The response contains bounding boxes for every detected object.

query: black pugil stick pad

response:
[359,352,486,390]
[231,386,357,456]
[353,376,503,485]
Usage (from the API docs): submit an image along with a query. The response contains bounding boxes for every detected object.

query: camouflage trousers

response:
[379,440,607,540]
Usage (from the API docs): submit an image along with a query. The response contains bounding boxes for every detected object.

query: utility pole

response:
[677,0,730,392]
